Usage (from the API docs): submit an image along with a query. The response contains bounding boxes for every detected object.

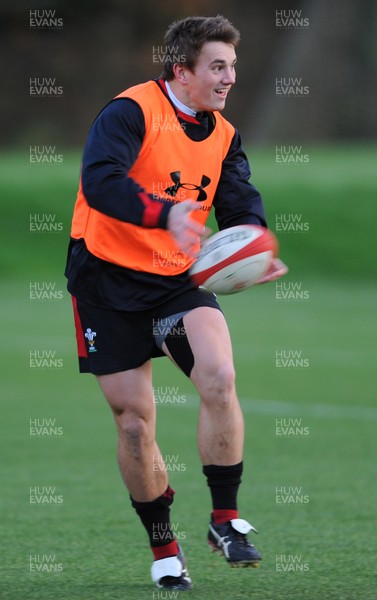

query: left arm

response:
[213,131,267,230]
[213,131,288,283]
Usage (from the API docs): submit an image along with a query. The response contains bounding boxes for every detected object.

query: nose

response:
[222,66,236,85]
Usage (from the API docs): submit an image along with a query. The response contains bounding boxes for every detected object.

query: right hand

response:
[167,200,208,258]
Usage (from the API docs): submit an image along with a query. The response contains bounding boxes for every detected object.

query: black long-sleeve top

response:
[65,80,267,310]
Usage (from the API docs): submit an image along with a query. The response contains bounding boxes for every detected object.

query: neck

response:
[165,80,196,117]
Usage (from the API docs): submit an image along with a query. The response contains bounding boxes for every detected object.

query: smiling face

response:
[170,41,237,113]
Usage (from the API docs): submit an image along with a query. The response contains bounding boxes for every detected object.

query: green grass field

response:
[1,147,377,599]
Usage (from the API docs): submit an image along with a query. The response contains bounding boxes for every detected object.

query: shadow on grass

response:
[0,577,268,600]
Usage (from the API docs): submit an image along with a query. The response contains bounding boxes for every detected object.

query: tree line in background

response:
[1,0,376,147]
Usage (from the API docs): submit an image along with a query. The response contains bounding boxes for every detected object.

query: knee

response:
[116,411,152,450]
[196,362,236,404]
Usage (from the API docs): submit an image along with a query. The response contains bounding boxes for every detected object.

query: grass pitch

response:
[1,147,376,599]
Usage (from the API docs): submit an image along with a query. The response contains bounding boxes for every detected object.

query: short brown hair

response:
[161,15,240,81]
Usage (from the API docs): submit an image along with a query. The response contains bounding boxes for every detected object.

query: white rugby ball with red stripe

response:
[190,225,278,295]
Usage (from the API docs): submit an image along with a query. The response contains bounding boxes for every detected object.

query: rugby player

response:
[65,15,287,591]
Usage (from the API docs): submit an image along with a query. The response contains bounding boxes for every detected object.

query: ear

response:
[172,63,188,84]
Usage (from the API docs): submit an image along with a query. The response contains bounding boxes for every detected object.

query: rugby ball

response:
[190,225,278,294]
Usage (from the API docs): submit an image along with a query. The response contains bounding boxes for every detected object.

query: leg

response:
[163,306,244,465]
[71,295,192,587]
[162,306,261,567]
[97,362,193,588]
[96,361,167,501]
[190,308,244,465]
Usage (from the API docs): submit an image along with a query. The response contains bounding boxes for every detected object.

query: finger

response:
[256,258,288,284]
[179,199,200,213]
[180,240,200,259]
[200,226,212,243]
[272,258,288,272]
[258,270,285,284]
[188,221,206,235]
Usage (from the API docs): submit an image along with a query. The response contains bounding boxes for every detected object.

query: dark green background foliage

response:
[1,0,376,146]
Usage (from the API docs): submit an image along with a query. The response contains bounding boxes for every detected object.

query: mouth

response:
[214,88,230,98]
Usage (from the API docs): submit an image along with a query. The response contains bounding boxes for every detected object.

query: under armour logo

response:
[164,171,211,201]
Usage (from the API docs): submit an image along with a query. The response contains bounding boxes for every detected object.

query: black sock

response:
[203,462,243,510]
[130,486,177,551]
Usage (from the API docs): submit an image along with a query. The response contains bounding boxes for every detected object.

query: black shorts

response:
[71,288,221,375]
